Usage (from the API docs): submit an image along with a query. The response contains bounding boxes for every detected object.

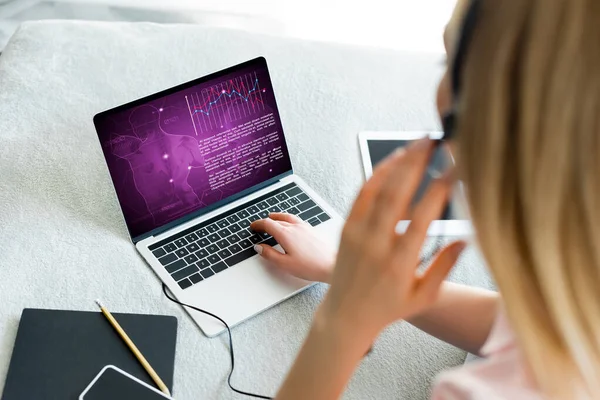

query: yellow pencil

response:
[95,299,171,397]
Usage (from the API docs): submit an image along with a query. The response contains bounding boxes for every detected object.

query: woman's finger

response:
[370,138,434,231]
[403,173,453,251]
[413,241,466,305]
[250,218,285,237]
[254,243,288,266]
[269,212,303,224]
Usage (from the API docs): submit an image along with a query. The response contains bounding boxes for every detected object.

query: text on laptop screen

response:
[95,60,293,238]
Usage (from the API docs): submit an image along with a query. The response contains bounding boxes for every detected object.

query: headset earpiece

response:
[442,111,456,141]
[441,0,481,142]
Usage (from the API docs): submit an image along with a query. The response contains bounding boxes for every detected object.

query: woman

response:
[250,0,600,398]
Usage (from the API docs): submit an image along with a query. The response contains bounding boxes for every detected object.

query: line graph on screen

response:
[185,72,266,135]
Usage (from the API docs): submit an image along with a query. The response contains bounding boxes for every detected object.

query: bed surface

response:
[0,21,494,399]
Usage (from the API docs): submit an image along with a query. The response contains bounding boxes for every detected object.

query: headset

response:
[441,0,482,142]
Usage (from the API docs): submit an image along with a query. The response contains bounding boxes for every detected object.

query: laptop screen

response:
[94,58,293,240]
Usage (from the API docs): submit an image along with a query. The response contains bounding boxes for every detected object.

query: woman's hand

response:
[274,139,466,400]
[319,138,466,344]
[250,213,337,283]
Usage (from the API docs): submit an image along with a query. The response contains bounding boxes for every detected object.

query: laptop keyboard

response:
[147,183,331,290]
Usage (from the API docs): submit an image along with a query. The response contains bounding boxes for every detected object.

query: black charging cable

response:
[162,283,273,399]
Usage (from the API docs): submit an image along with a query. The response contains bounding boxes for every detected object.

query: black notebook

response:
[2,308,177,400]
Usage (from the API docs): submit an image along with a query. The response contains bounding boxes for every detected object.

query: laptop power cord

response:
[162,283,273,399]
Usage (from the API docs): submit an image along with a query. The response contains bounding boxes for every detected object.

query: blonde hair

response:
[450,0,600,397]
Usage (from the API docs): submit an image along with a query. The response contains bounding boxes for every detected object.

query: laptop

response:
[94,57,343,337]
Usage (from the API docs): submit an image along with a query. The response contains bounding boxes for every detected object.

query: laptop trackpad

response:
[179,248,311,336]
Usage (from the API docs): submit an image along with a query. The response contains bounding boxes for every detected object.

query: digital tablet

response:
[358,131,472,236]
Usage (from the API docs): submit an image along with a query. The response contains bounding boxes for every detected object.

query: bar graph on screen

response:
[185,72,266,135]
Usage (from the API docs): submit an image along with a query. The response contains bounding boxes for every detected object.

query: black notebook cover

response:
[1,308,177,400]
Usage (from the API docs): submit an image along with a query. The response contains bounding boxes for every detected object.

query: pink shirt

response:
[431,310,543,399]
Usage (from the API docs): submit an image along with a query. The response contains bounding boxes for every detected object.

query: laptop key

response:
[207,254,221,264]
[237,210,250,219]
[184,254,199,264]
[227,234,241,245]
[217,219,229,229]
[238,219,250,228]
[297,193,309,202]
[163,243,177,253]
[258,210,269,219]
[206,244,219,254]
[212,262,228,273]
[186,243,200,253]
[249,235,262,244]
[229,223,241,233]
[218,249,232,259]
[288,197,300,206]
[257,201,269,210]
[217,239,230,249]
[239,239,253,249]
[158,253,177,265]
[178,278,192,289]
[190,273,203,284]
[299,206,323,221]
[276,193,288,201]
[318,213,331,222]
[238,229,251,239]
[165,259,186,273]
[297,200,316,212]
[175,248,189,258]
[196,228,209,238]
[174,238,188,248]
[197,259,211,269]
[288,207,300,215]
[285,186,302,197]
[268,206,281,213]
[208,233,220,243]
[266,197,278,206]
[172,264,199,281]
[228,243,242,254]
[224,247,257,267]
[185,233,198,242]
[248,214,260,222]
[247,205,260,214]
[308,217,321,227]
[198,238,210,247]
[263,237,278,247]
[207,224,219,233]
[152,248,166,258]
[195,249,209,259]
[200,269,214,279]
[218,228,231,238]
[227,214,240,223]
[257,231,271,240]
[279,200,291,210]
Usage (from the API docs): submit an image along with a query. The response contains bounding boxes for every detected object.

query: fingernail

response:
[411,137,431,151]
[441,168,457,184]
[392,147,406,158]
[455,241,467,254]
[254,245,263,255]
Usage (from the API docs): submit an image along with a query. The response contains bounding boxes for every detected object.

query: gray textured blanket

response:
[0,21,494,399]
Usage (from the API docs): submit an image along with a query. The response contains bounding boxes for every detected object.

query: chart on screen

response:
[185,72,267,135]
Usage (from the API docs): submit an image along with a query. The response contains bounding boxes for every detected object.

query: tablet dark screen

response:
[366,139,452,220]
